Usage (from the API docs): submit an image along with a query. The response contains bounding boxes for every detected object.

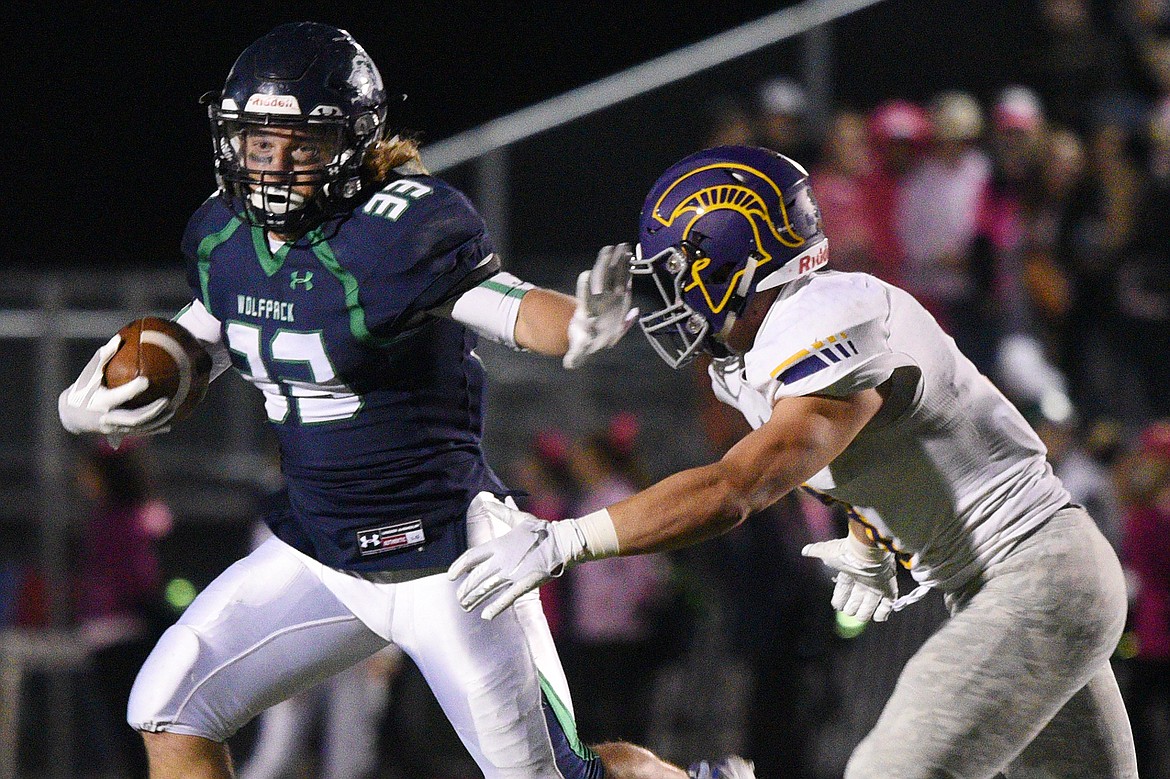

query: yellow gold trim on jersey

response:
[801,485,913,568]
[771,348,812,377]
[770,332,858,381]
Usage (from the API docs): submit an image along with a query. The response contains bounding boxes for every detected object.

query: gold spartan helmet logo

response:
[652,163,808,314]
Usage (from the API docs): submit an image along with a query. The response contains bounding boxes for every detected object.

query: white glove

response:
[58,335,174,445]
[562,243,639,369]
[708,356,747,406]
[449,502,589,620]
[688,756,757,779]
[802,533,898,623]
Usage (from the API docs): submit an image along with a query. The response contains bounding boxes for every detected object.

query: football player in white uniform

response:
[449,146,1139,779]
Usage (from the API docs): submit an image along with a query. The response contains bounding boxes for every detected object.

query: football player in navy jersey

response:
[58,22,755,779]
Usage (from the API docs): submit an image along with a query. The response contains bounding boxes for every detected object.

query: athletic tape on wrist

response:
[574,509,621,559]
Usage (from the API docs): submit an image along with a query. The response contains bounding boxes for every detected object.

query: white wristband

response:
[572,509,621,560]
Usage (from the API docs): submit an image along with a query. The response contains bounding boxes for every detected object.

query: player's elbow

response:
[713,445,810,521]
[707,460,766,530]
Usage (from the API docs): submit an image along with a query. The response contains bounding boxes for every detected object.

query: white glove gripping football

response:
[802,533,898,623]
[58,335,174,444]
[562,243,639,369]
[448,503,620,620]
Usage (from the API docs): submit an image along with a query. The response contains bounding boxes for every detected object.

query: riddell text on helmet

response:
[245,93,301,114]
[798,242,829,275]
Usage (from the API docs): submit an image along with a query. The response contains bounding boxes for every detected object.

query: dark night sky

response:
[5,1,1040,270]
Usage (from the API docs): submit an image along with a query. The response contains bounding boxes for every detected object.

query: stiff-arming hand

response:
[802,534,898,622]
[563,243,638,369]
[448,502,587,620]
[58,334,173,444]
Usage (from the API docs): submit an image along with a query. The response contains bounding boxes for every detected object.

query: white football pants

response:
[845,506,1138,779]
[127,494,596,779]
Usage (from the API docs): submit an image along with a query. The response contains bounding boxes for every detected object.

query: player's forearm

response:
[601,400,865,555]
[512,288,574,355]
[606,465,750,553]
[173,299,232,382]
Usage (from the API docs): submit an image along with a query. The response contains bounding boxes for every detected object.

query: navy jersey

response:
[182,175,510,572]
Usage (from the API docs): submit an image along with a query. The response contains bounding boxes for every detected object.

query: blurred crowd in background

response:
[709,0,1170,431]
[1,0,1169,777]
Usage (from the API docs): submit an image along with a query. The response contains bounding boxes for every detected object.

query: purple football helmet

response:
[632,145,827,368]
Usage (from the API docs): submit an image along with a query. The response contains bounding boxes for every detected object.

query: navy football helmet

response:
[631,145,828,368]
[206,22,389,232]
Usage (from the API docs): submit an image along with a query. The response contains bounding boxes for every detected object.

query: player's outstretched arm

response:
[449,388,884,619]
[607,388,885,553]
[513,243,638,365]
[509,287,575,355]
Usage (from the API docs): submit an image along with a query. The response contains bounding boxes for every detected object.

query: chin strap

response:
[710,253,762,345]
[714,311,737,342]
[736,255,760,298]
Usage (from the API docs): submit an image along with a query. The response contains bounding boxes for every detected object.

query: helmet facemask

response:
[632,242,756,368]
[210,109,378,233]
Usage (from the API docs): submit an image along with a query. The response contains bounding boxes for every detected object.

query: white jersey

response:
[710,270,1070,593]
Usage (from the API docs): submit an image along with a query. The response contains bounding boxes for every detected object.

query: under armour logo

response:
[290,271,314,290]
[354,521,424,557]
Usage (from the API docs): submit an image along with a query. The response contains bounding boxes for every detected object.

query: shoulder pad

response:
[181,196,242,299]
[345,177,497,335]
[354,175,484,257]
[181,195,236,249]
[744,272,912,399]
[356,176,492,280]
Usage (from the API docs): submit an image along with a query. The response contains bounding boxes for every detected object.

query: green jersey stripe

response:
[196,216,243,310]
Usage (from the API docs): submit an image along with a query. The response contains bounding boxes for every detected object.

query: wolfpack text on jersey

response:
[237,296,296,322]
[176,173,508,573]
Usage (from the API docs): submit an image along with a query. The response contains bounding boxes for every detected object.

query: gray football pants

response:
[845,506,1138,779]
